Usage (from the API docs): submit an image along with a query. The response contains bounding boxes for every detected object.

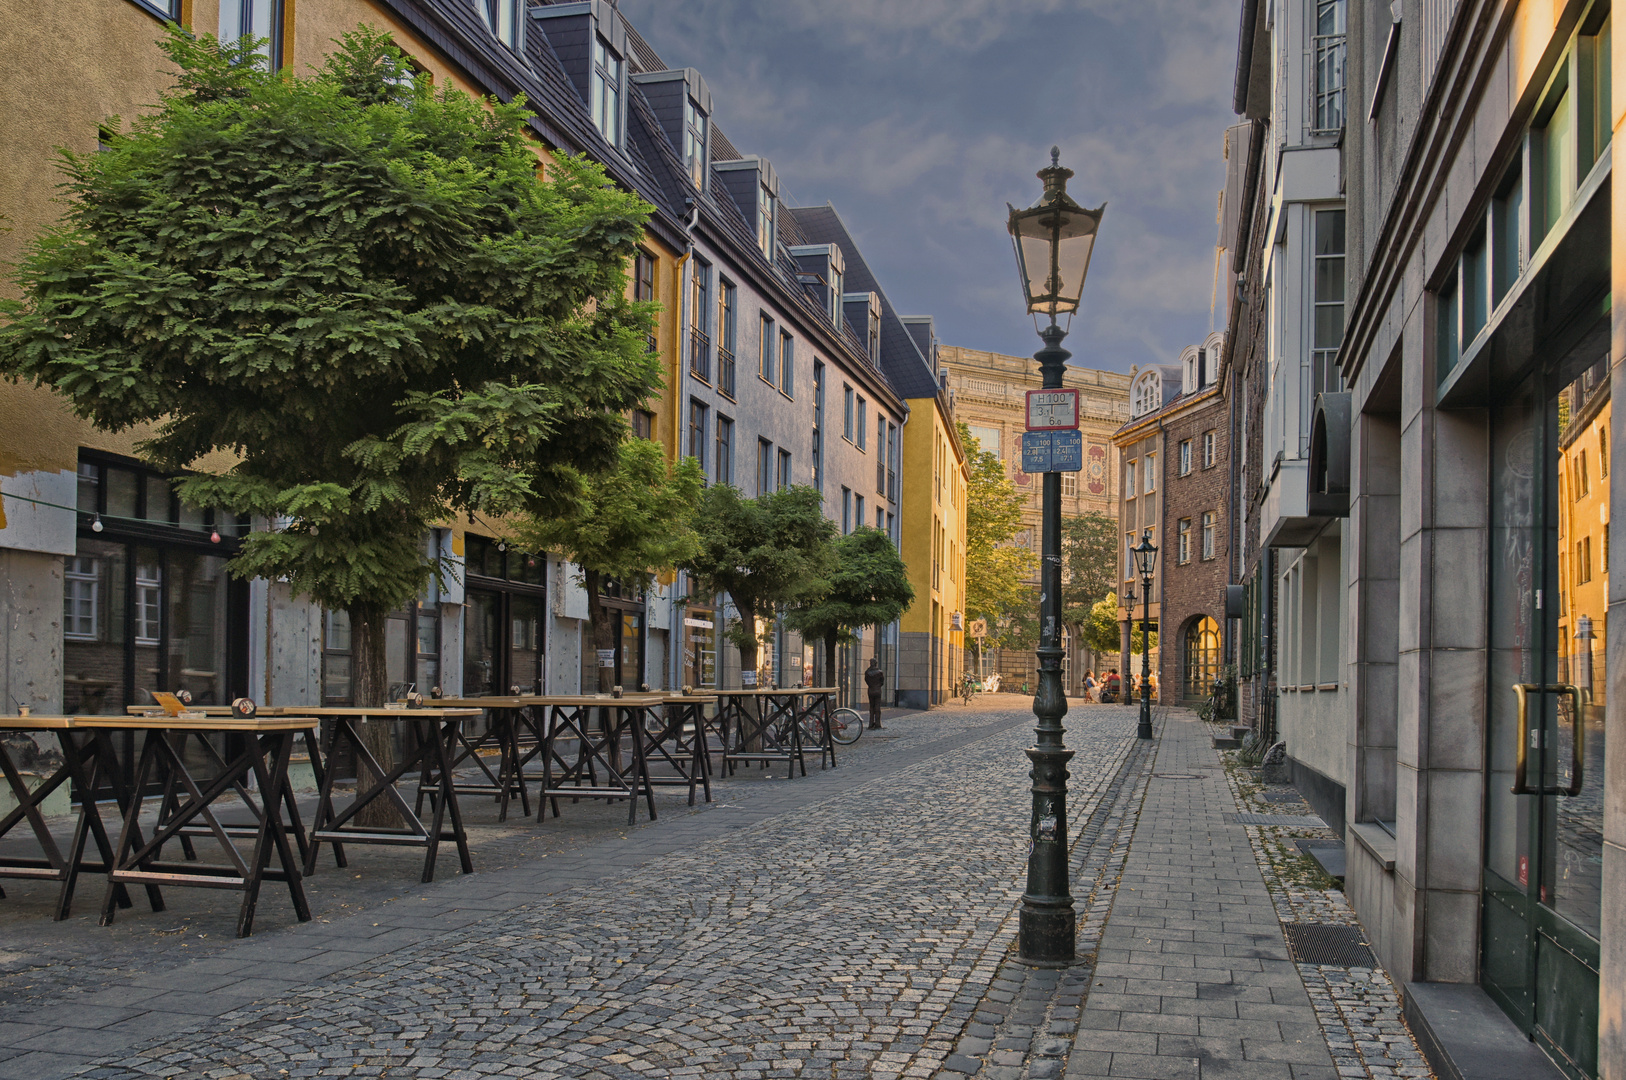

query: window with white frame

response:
[683,96,707,190]
[590,37,623,147]
[1306,209,1347,455]
[1144,452,1157,494]
[64,557,99,641]
[1126,459,1137,499]
[1203,430,1216,468]
[1201,511,1217,560]
[1062,472,1077,497]
[135,562,162,646]
[1311,0,1346,134]
[757,184,775,257]
[220,0,285,67]
[1131,370,1161,418]
[1177,519,1191,564]
[1178,439,1192,476]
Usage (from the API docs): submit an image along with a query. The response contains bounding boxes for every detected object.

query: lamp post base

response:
[1138,701,1153,740]
[1018,902,1077,967]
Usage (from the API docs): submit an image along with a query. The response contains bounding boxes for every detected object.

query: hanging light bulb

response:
[91,513,103,533]
[309,525,319,537]
[497,541,507,552]
[210,529,221,544]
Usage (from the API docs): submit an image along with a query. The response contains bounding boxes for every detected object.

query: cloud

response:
[614,0,1240,371]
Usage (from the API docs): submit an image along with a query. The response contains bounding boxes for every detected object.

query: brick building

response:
[1112,332,1230,705]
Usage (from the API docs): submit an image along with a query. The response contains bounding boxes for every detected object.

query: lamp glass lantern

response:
[1007,148,1106,323]
[1133,532,1158,578]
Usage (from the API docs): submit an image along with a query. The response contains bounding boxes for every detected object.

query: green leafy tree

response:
[786,526,915,686]
[684,485,835,680]
[1081,593,1156,655]
[959,423,1036,638]
[0,29,659,795]
[510,439,703,691]
[1061,512,1119,633]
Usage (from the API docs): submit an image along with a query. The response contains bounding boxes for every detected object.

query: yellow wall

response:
[0,0,683,496]
[900,395,968,700]
[1558,398,1610,688]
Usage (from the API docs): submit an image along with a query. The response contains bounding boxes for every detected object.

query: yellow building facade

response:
[896,392,968,708]
[1558,381,1609,705]
[0,0,687,716]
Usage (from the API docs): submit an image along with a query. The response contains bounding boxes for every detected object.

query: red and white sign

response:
[1026,389,1080,431]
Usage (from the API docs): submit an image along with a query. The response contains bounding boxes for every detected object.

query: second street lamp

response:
[1132,530,1158,740]
[1007,147,1105,966]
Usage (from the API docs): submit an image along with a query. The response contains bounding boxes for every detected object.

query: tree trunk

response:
[735,601,758,686]
[584,568,616,694]
[349,601,401,829]
[823,630,838,692]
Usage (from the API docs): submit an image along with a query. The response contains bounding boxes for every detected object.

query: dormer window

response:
[757,183,775,257]
[592,36,624,146]
[1132,370,1162,418]
[828,264,844,324]
[684,97,708,190]
[475,0,523,50]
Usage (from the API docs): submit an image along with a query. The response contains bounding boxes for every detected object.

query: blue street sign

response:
[1021,429,1084,473]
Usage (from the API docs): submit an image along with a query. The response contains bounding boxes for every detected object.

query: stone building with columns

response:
[938,346,1129,692]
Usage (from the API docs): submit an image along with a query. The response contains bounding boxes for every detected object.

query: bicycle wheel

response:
[829,707,864,745]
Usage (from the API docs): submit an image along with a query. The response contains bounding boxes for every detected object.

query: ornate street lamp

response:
[1132,530,1158,740]
[1120,585,1137,707]
[1007,148,1105,967]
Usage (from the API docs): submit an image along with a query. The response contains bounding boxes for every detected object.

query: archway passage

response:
[1182,616,1221,702]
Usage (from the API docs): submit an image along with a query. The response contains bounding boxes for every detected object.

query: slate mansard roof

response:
[381,0,924,412]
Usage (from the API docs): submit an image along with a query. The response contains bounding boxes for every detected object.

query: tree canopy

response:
[786,526,914,685]
[510,438,703,689]
[959,423,1037,651]
[683,485,836,679]
[1061,511,1119,631]
[0,28,660,707]
[1081,592,1157,656]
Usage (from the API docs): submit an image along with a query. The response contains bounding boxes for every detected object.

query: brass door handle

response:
[1511,683,1584,795]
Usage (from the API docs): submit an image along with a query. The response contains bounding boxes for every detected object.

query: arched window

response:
[1183,616,1221,700]
[1132,371,1161,418]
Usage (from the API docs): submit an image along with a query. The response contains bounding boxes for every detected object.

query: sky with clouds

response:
[616,0,1243,375]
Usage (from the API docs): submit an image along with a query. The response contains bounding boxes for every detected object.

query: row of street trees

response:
[0,31,912,788]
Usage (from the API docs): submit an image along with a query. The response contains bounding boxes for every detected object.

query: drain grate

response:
[1283,923,1376,967]
[1230,812,1326,827]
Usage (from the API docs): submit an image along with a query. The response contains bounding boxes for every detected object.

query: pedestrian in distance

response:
[864,656,886,729]
[1082,670,1097,703]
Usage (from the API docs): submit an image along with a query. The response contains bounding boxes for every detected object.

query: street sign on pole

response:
[1026,388,1080,430]
[1021,429,1084,473]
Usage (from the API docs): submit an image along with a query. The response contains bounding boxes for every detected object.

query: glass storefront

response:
[460,534,546,696]
[65,455,248,715]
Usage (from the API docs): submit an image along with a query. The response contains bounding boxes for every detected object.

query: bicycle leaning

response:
[797,703,865,746]
[959,672,979,706]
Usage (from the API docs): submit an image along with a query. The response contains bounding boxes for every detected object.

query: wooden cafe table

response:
[532,694,670,825]
[713,686,839,779]
[423,695,550,821]
[125,704,331,868]
[294,706,480,883]
[0,714,156,921]
[70,711,317,938]
[643,693,718,806]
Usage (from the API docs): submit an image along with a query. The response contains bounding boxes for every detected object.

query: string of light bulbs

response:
[0,489,228,543]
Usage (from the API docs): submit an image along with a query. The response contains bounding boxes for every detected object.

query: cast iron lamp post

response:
[1133,530,1158,740]
[1006,147,1105,966]
[1120,586,1137,706]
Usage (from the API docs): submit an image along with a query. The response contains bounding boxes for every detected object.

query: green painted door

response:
[1483,364,1605,1079]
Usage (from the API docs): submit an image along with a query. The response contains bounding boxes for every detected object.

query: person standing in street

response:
[864,657,886,728]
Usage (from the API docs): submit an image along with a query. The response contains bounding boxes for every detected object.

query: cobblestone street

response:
[0,703,1431,1080]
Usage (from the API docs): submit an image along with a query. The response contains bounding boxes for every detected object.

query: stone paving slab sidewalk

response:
[0,703,1141,1079]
